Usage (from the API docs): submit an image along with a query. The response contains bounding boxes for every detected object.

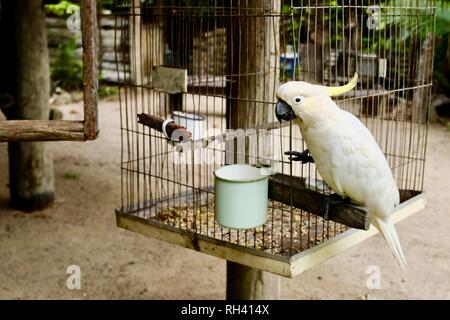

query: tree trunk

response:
[4,0,55,211]
[225,0,281,300]
[226,0,279,164]
[226,261,280,300]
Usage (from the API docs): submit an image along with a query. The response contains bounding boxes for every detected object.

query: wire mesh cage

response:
[114,0,433,277]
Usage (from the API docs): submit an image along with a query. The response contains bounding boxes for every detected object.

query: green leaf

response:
[45,1,79,17]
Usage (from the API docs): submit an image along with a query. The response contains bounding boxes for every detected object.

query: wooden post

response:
[413,33,434,121]
[130,0,143,86]
[225,0,281,300]
[5,0,55,210]
[129,0,166,119]
[80,0,99,140]
[226,261,280,300]
[300,8,324,83]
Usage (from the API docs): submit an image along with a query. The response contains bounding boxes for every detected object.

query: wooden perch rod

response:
[269,173,371,230]
[137,113,191,140]
[0,120,85,142]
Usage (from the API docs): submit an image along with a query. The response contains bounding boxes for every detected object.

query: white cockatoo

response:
[275,73,406,268]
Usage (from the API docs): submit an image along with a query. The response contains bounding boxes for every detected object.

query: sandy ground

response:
[0,98,449,300]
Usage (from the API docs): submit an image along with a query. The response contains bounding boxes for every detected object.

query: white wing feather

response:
[299,104,399,217]
[297,96,405,268]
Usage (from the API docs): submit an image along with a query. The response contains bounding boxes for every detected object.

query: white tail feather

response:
[372,216,407,269]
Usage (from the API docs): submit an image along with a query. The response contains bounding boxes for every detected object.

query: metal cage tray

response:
[116,191,425,278]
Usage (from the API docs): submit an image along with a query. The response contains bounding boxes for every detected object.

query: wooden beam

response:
[0,120,85,141]
[80,0,99,140]
[269,173,371,230]
[0,0,98,143]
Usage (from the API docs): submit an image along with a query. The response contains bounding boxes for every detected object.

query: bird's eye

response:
[293,96,303,104]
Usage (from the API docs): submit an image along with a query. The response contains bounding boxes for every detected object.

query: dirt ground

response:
[0,98,449,300]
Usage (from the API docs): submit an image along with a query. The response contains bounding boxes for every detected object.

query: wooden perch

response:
[0,120,85,141]
[137,113,191,141]
[268,173,371,230]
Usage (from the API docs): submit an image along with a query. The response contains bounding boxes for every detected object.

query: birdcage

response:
[114,0,433,277]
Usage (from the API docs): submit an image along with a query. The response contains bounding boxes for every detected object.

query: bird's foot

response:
[321,194,347,220]
[284,149,314,164]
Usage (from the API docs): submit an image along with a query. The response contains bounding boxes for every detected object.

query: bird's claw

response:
[321,194,347,220]
[284,149,314,164]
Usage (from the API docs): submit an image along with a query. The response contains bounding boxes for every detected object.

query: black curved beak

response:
[275,100,296,122]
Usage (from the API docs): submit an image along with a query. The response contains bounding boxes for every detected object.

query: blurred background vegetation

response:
[433,0,450,94]
[45,0,83,90]
[45,0,118,97]
[44,0,449,109]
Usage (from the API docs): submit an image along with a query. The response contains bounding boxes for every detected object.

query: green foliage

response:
[433,34,450,93]
[98,85,119,98]
[435,2,450,38]
[51,37,83,91]
[64,171,80,180]
[100,0,115,10]
[45,0,79,17]
[433,1,450,93]
[98,73,119,97]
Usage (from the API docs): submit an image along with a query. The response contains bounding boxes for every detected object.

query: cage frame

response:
[114,0,433,278]
[0,0,99,142]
